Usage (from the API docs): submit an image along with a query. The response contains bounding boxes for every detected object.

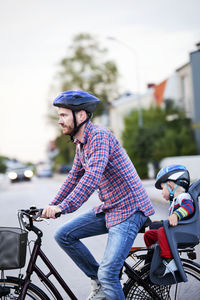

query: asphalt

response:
[0,173,163,202]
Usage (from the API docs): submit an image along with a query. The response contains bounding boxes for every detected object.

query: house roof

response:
[154,80,167,106]
[112,93,140,107]
[176,62,190,72]
[112,89,153,107]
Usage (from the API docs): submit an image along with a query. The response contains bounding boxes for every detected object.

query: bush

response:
[122,107,197,178]
[0,157,6,173]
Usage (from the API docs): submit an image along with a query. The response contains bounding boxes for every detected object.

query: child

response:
[144,164,194,277]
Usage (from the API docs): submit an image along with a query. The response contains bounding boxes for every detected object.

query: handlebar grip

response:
[55,212,62,218]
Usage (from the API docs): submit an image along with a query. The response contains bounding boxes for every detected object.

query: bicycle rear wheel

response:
[0,277,50,300]
[123,259,200,300]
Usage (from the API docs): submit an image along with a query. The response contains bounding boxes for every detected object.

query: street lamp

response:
[107,36,143,127]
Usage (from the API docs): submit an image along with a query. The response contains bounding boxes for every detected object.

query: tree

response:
[0,156,7,173]
[56,33,119,116]
[122,107,197,178]
[50,33,120,166]
[54,134,75,166]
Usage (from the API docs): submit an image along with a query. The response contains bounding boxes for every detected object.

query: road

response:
[0,175,199,299]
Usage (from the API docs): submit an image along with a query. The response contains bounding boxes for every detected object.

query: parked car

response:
[36,163,53,178]
[7,165,33,183]
[58,164,72,174]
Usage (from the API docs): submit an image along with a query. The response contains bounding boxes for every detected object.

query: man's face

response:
[58,107,74,136]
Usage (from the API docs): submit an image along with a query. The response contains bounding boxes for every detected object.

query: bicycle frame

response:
[123,261,162,299]
[20,240,161,300]
[18,235,77,300]
[123,248,162,300]
[15,213,78,300]
[16,210,198,300]
[123,246,199,300]
[16,216,160,300]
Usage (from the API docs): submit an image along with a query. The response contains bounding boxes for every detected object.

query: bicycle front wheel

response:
[123,259,200,300]
[0,277,50,300]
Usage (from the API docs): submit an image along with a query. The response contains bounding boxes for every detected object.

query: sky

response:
[0,0,200,163]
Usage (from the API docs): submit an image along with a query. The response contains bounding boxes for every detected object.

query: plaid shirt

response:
[50,121,155,227]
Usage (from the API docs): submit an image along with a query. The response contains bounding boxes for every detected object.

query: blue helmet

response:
[155,164,190,190]
[53,90,100,113]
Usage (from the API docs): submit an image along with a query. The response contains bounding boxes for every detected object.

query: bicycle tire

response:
[123,258,200,300]
[0,277,50,300]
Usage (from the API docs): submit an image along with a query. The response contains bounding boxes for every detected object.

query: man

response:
[42,90,155,300]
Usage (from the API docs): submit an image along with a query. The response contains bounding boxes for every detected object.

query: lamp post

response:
[107,37,143,127]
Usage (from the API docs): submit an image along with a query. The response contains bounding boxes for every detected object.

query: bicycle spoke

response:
[174,283,178,299]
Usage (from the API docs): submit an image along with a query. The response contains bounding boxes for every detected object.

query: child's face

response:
[161,182,170,201]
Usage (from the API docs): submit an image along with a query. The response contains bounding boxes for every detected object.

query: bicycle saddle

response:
[150,179,200,285]
[139,217,152,233]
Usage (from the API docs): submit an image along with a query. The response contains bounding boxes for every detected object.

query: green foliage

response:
[0,156,7,173]
[50,33,120,165]
[53,133,75,166]
[57,33,119,116]
[122,107,197,178]
[192,122,200,131]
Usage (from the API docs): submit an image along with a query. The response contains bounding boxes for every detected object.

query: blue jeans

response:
[54,210,147,300]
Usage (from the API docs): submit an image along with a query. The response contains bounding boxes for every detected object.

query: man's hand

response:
[42,206,62,219]
[168,213,178,226]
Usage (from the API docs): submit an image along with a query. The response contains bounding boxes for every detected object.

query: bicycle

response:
[0,207,199,299]
[122,245,200,299]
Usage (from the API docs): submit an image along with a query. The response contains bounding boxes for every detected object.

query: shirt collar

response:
[74,121,92,145]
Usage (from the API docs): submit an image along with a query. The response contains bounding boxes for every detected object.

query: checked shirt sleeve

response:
[50,150,84,206]
[174,198,194,220]
[57,131,109,213]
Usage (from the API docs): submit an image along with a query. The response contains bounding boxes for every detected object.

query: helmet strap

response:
[165,182,179,201]
[176,179,188,191]
[71,111,92,141]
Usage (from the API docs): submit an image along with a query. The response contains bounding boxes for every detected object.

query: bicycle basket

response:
[0,227,28,270]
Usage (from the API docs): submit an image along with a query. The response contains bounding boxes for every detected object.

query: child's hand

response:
[168,214,178,226]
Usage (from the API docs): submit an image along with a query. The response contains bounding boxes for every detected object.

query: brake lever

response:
[30,207,61,222]
[31,210,50,225]
[38,217,50,225]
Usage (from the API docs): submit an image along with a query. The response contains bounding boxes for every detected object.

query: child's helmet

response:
[155,164,190,191]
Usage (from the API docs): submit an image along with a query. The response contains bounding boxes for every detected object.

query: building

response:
[190,43,200,153]
[109,43,200,149]
[176,63,194,119]
[109,89,155,141]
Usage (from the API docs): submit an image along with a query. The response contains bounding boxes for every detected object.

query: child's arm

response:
[174,198,194,221]
[168,213,178,226]
[169,194,194,226]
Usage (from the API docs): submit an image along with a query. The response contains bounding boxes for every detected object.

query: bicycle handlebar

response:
[19,207,62,219]
[18,206,61,236]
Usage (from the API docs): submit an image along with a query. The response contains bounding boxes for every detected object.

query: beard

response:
[61,124,74,136]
